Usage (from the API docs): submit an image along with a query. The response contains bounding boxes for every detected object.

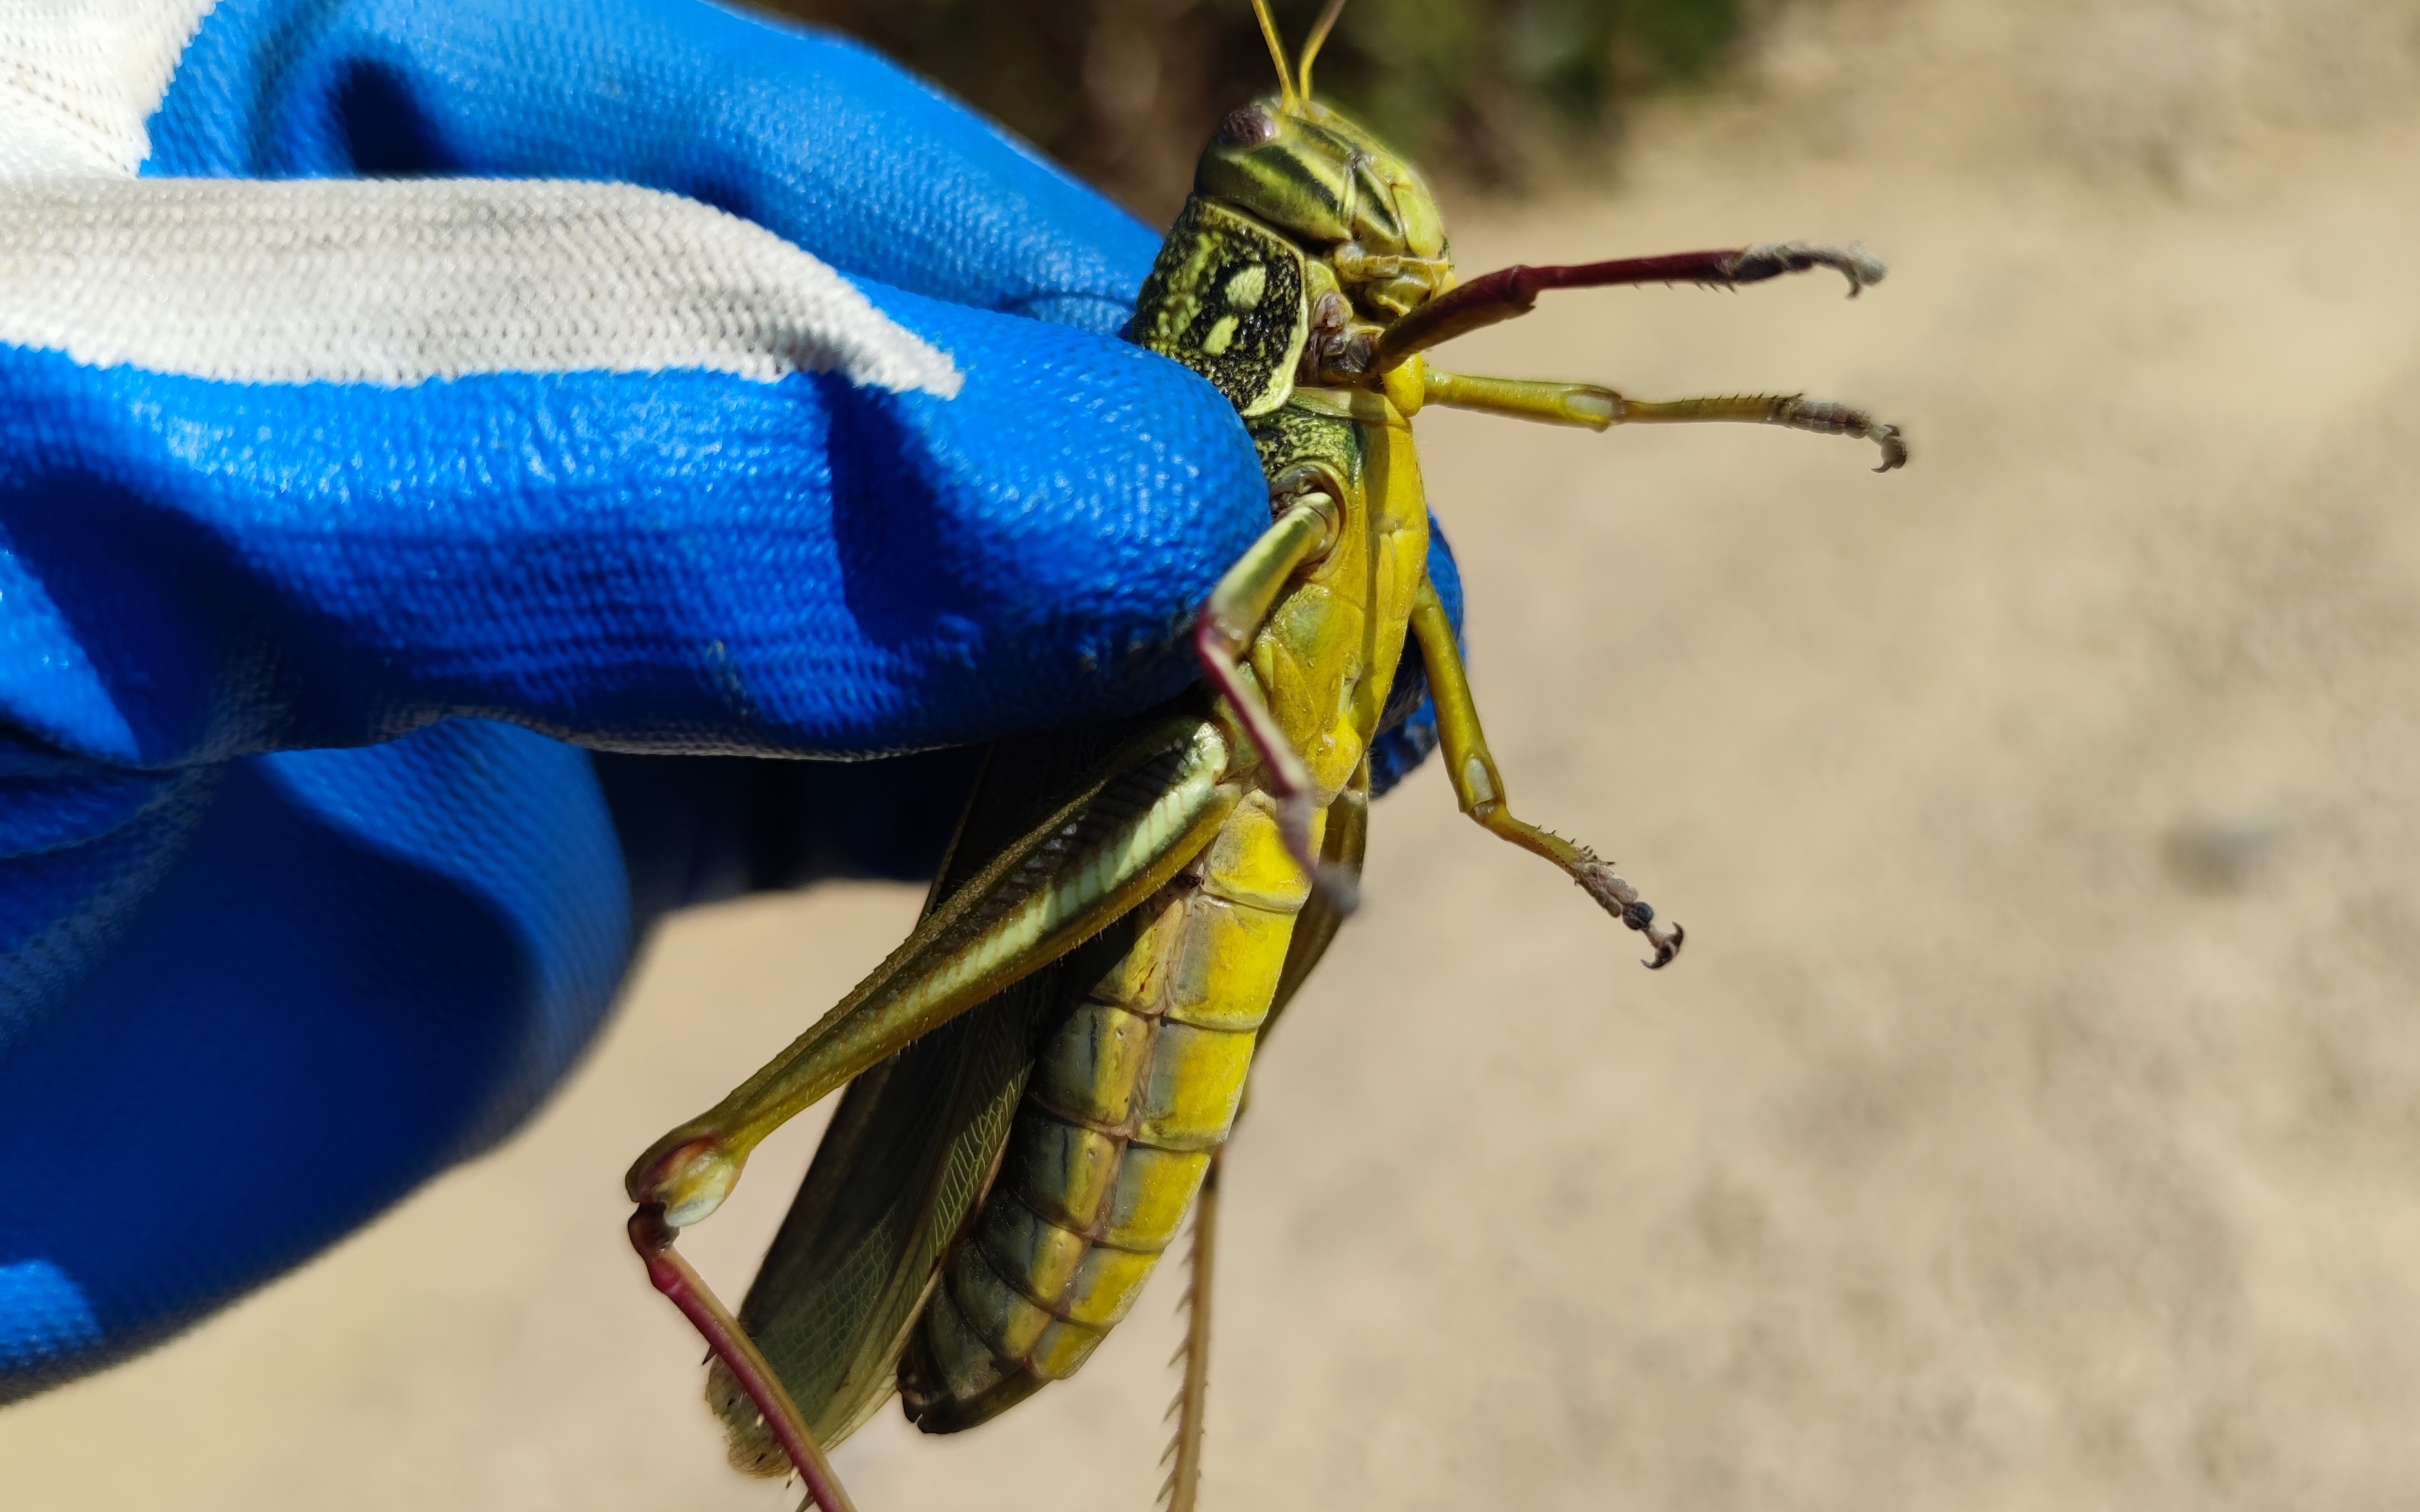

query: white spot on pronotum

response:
[1223,263,1267,311]
[1201,315,1241,356]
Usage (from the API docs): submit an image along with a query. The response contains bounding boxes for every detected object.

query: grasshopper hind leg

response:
[1160,1146,1224,1512]
[1158,785,1360,1511]
[629,1208,861,1512]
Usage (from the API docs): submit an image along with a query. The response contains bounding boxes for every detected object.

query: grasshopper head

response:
[1197,97,1446,268]
[1205,1,1451,321]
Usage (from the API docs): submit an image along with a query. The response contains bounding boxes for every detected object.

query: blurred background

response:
[12,0,2420,1506]
[753,0,1757,221]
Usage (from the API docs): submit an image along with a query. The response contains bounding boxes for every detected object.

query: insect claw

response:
[1724,241,1889,297]
[1642,921,1685,970]
[1567,857,1685,969]
[1870,423,1909,472]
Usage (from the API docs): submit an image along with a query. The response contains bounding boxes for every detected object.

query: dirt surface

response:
[12,2,2420,1508]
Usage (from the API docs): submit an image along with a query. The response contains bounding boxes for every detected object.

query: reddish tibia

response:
[628,1206,858,1512]
[1375,241,1887,369]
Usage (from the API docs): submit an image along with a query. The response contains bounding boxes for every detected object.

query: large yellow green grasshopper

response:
[625,3,1904,1508]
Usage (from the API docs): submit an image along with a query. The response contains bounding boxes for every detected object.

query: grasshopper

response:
[626,3,1904,1507]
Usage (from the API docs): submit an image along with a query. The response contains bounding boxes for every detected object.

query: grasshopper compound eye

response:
[1218,106,1277,146]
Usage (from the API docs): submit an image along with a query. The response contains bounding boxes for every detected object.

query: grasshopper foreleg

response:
[1408,579,1684,968]
[1372,241,1885,370]
[1193,477,1357,909]
[1422,371,1908,471]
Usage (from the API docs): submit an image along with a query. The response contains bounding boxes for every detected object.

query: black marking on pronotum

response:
[1131,198,1311,416]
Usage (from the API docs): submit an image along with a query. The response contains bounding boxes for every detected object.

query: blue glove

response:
[0,0,1460,1396]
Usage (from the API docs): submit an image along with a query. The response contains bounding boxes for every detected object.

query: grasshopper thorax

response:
[1195,95,1450,324]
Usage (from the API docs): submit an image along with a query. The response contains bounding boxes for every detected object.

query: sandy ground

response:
[12,2,2420,1508]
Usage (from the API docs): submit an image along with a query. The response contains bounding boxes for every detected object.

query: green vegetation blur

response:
[745,0,1756,222]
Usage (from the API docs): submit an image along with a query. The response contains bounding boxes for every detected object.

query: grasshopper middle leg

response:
[1408,579,1683,968]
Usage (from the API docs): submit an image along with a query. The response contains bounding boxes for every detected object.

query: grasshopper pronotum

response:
[626,4,1904,1506]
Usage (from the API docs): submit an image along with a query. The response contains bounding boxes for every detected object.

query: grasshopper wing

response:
[712,715,1221,1465]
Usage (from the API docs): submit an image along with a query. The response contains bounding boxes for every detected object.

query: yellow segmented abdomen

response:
[900,787,1317,1430]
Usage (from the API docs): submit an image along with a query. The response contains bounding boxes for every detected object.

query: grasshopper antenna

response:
[1297,0,1348,99]
[1248,0,1300,110]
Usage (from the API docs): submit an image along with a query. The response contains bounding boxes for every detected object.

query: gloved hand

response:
[0,0,1457,1397]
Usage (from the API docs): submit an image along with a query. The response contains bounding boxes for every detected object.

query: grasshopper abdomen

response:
[900,790,1314,1429]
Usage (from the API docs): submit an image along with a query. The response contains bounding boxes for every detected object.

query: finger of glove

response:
[0,557,1450,1400]
[610,517,1458,914]
[0,177,1266,767]
[149,0,1160,334]
[607,521,1453,911]
[0,721,630,1398]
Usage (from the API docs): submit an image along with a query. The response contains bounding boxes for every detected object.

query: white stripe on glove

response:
[0,2,961,395]
[0,177,963,394]
[0,0,218,177]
